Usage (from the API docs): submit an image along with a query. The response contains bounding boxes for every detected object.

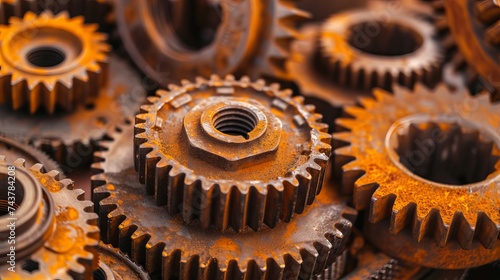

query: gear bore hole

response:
[21,259,39,272]
[391,121,500,185]
[27,46,66,68]
[0,173,24,217]
[212,107,258,140]
[93,262,114,280]
[348,21,423,56]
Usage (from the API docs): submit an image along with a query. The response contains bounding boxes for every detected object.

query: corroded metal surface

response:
[115,0,308,86]
[0,11,110,114]
[134,75,332,231]
[92,122,356,279]
[0,157,99,279]
[0,135,60,173]
[333,84,500,268]
[97,242,150,280]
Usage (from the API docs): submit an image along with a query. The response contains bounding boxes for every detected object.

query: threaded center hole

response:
[27,46,66,68]
[394,122,500,185]
[212,107,258,139]
[348,21,423,56]
[0,173,24,217]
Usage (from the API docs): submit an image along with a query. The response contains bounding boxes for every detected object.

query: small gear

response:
[317,5,443,91]
[0,135,60,173]
[134,75,331,231]
[0,0,112,28]
[95,242,149,280]
[0,53,146,171]
[92,122,355,279]
[0,157,99,279]
[0,11,110,114]
[333,84,500,268]
[115,0,308,87]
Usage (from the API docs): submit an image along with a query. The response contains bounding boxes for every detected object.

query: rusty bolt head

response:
[183,97,282,170]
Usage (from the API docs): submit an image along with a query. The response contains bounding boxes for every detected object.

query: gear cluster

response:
[0,0,499,279]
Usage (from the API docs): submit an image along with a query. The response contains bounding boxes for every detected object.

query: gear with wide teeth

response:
[0,11,110,114]
[0,53,146,171]
[95,242,149,280]
[134,75,332,232]
[115,0,308,88]
[0,157,99,279]
[92,121,355,279]
[333,83,500,268]
[0,0,112,29]
[317,4,443,91]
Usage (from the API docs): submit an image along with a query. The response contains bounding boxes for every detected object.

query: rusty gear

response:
[0,157,99,279]
[317,5,443,91]
[0,54,146,170]
[333,84,500,268]
[0,0,112,28]
[0,11,110,114]
[92,122,355,279]
[134,75,331,232]
[96,242,149,280]
[0,135,60,173]
[115,0,308,87]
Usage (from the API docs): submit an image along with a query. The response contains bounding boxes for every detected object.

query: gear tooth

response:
[476,213,500,248]
[452,213,475,249]
[373,88,393,102]
[335,118,357,130]
[0,156,6,163]
[46,169,61,180]
[13,158,26,167]
[369,193,396,223]
[390,202,416,234]
[30,163,44,172]
[283,252,302,279]
[23,11,37,21]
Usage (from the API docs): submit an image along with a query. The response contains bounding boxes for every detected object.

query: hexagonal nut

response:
[183,97,282,170]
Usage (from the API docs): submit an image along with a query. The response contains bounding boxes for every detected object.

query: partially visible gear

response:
[0,157,99,279]
[92,122,355,279]
[0,11,110,114]
[312,251,348,280]
[0,0,112,28]
[333,83,500,268]
[135,75,331,231]
[95,242,150,280]
[0,53,146,171]
[115,0,309,87]
[0,135,60,173]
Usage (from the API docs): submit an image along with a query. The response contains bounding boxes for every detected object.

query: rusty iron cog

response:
[115,0,309,86]
[0,157,99,279]
[92,121,356,279]
[333,83,500,268]
[134,75,332,232]
[0,11,110,114]
[96,242,149,280]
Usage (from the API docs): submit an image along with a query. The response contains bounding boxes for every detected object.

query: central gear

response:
[115,0,309,87]
[134,75,332,232]
[0,11,110,114]
[333,84,500,268]
[93,122,355,279]
[0,157,99,279]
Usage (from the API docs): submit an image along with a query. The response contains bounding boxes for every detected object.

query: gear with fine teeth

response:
[115,0,309,87]
[0,157,99,279]
[333,84,500,268]
[134,75,332,232]
[317,4,443,91]
[0,11,110,114]
[92,121,355,279]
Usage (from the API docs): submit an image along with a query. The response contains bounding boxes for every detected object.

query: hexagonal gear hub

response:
[134,75,332,231]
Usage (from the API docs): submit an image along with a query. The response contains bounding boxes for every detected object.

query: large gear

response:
[0,157,99,279]
[115,0,308,87]
[134,75,332,231]
[317,4,443,91]
[333,83,500,268]
[0,135,60,173]
[92,122,355,279]
[0,53,146,171]
[0,11,110,114]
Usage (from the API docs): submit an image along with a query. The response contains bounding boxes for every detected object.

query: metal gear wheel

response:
[317,4,443,91]
[333,83,500,268]
[92,122,355,279]
[96,242,149,280]
[0,135,60,173]
[134,75,332,232]
[0,53,146,171]
[0,0,112,28]
[0,157,99,279]
[0,11,110,114]
[115,0,308,87]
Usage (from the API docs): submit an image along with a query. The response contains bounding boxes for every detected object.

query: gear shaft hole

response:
[348,21,423,56]
[0,173,24,217]
[27,46,66,68]
[212,107,258,140]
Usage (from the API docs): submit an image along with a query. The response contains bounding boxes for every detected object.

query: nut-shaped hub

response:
[184,97,282,170]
